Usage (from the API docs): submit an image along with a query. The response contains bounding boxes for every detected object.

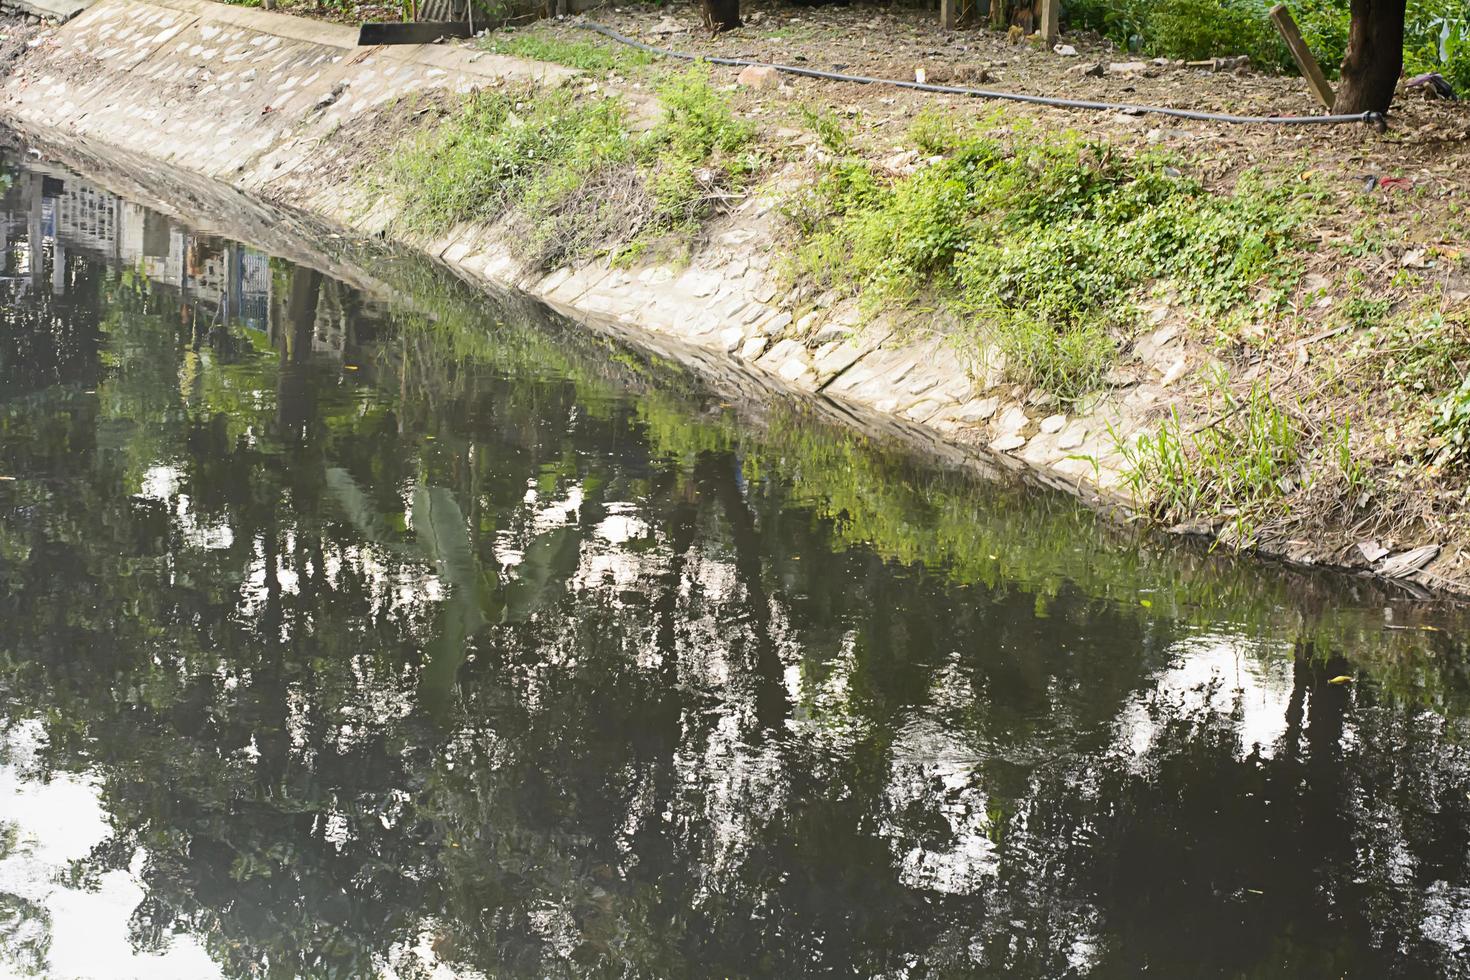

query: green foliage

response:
[799,104,854,155]
[390,86,632,233]
[908,106,968,157]
[477,32,654,74]
[1434,373,1470,467]
[1066,0,1466,85]
[644,65,758,230]
[389,65,754,267]
[1121,380,1303,540]
[1359,308,1470,395]
[791,130,1305,400]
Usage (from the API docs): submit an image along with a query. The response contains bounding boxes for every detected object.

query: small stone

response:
[778,356,812,382]
[1053,44,1078,56]
[1069,61,1106,77]
[740,336,769,360]
[677,270,721,297]
[957,397,999,422]
[720,327,744,351]
[1056,425,1087,451]
[737,65,781,91]
[991,434,1027,453]
[1110,61,1151,74]
[759,311,794,334]
[1040,413,1066,434]
[995,406,1029,435]
[1161,357,1188,387]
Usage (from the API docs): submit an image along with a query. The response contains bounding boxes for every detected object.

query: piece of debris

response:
[1186,55,1251,71]
[1054,43,1078,57]
[1378,544,1440,578]
[1357,540,1389,563]
[1405,72,1456,100]
[914,67,927,84]
[1401,248,1432,269]
[737,65,781,91]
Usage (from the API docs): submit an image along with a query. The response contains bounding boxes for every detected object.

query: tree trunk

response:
[1333,0,1405,114]
[701,0,740,34]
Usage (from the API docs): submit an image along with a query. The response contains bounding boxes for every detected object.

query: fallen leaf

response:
[1328,675,1353,685]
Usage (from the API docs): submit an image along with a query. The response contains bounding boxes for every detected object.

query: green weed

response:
[791,130,1306,399]
[388,65,755,268]
[477,33,653,74]
[1120,380,1303,541]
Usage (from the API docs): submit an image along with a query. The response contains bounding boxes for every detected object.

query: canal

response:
[4,150,1470,978]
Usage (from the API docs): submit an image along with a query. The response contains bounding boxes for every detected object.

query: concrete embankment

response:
[1,0,1446,589]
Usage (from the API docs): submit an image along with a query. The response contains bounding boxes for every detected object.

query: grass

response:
[476,34,654,74]
[786,112,1308,400]
[388,65,757,269]
[1120,378,1304,542]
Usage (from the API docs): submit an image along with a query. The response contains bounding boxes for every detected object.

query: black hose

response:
[577,21,1387,130]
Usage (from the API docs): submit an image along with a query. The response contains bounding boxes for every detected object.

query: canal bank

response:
[0,0,1465,594]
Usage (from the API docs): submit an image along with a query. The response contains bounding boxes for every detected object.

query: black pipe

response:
[577,21,1387,130]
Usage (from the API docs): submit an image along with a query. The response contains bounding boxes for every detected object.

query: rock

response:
[1056,424,1087,451]
[1109,61,1151,74]
[1053,44,1078,56]
[1400,248,1432,269]
[882,149,920,173]
[814,324,853,344]
[649,16,682,35]
[720,327,744,352]
[1040,413,1066,434]
[1069,61,1106,77]
[737,65,781,91]
[778,356,813,382]
[991,434,1027,453]
[739,336,769,360]
[957,397,999,422]
[1160,357,1188,387]
[676,269,720,297]
[759,311,794,334]
[995,406,1029,435]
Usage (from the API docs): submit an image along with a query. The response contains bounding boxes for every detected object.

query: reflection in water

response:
[4,154,1470,978]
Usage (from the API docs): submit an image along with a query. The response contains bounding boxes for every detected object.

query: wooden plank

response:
[1269,4,1335,110]
[1039,0,1058,45]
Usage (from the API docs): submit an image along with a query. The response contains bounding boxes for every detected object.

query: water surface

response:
[4,153,1470,979]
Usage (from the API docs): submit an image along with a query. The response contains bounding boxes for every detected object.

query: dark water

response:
[5,153,1470,980]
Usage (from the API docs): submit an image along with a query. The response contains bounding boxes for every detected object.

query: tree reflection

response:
[4,175,1470,978]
